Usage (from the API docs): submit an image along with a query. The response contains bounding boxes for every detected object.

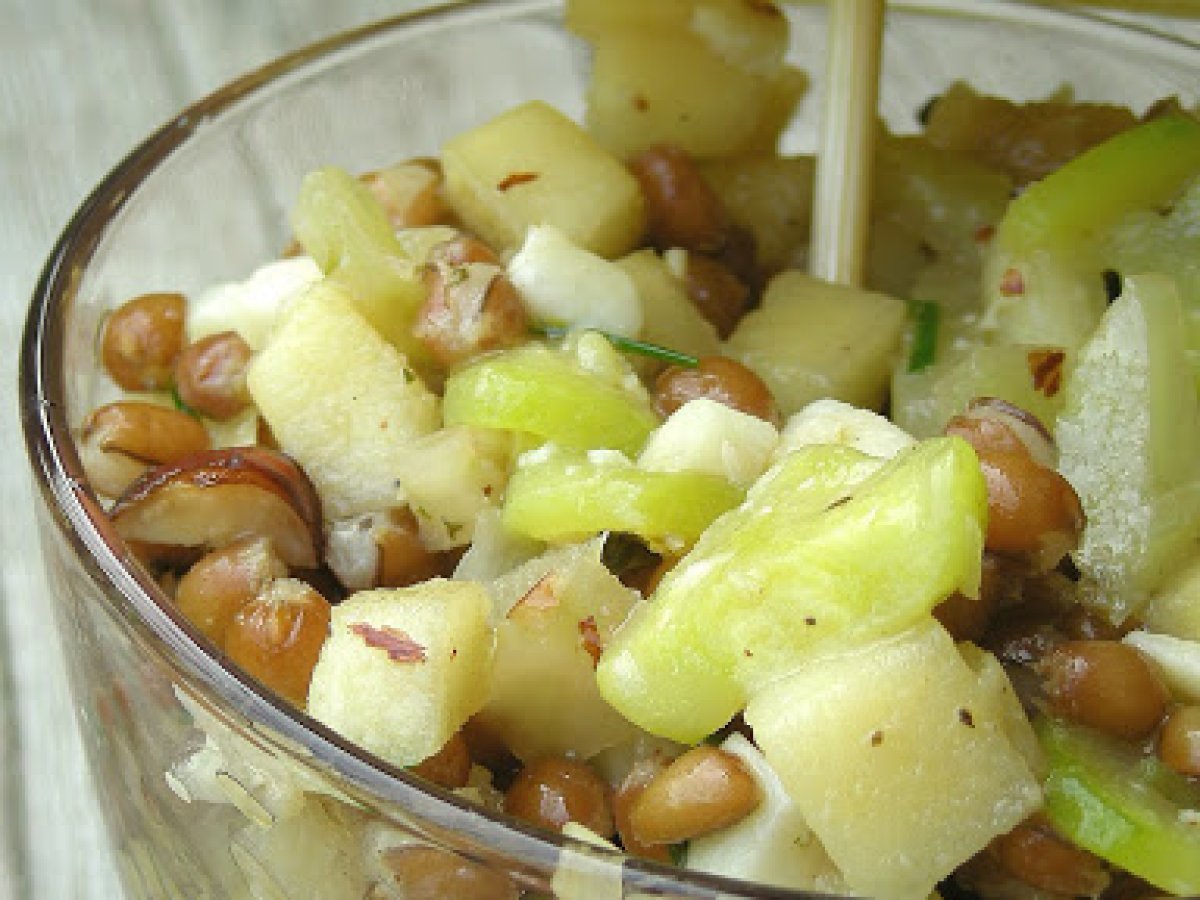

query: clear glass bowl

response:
[18,1,1199,897]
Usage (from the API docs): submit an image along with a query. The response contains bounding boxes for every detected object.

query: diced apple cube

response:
[585,33,771,161]
[306,580,493,768]
[574,0,795,160]
[686,733,848,894]
[638,397,778,488]
[508,225,642,338]
[246,283,439,519]
[395,426,513,551]
[745,621,1042,900]
[441,101,645,258]
[472,540,642,761]
[726,272,907,416]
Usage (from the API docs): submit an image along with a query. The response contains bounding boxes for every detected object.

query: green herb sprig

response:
[530,322,699,368]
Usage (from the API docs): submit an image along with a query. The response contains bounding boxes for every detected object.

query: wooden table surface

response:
[1,3,1196,899]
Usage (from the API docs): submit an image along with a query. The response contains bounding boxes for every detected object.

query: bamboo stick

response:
[809,0,884,288]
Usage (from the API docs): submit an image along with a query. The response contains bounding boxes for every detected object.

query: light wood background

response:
[0,3,1194,899]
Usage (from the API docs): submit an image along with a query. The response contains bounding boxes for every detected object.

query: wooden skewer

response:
[809,0,885,288]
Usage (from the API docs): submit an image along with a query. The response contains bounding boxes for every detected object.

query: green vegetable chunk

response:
[1000,114,1200,254]
[596,437,988,743]
[985,114,1200,350]
[291,166,426,355]
[442,340,660,457]
[502,449,743,547]
[1037,716,1200,896]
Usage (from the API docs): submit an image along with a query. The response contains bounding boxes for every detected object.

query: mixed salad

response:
[77,1,1200,898]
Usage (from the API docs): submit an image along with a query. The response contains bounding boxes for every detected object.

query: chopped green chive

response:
[906,300,940,372]
[530,322,700,368]
[170,384,202,419]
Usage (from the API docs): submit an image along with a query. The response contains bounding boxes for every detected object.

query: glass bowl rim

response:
[17,1,1198,896]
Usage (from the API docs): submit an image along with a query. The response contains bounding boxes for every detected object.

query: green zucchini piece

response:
[1037,716,1200,896]
[443,341,659,457]
[502,450,742,548]
[596,437,988,743]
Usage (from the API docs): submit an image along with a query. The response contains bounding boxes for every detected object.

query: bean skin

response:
[653,355,779,425]
[1037,640,1169,739]
[173,330,253,420]
[1158,705,1200,777]
[101,292,186,391]
[992,817,1110,897]
[629,144,728,255]
[627,745,760,846]
[503,757,614,838]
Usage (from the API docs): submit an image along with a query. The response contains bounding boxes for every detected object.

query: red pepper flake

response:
[579,615,603,667]
[349,622,426,663]
[804,616,817,627]
[632,93,649,112]
[958,707,975,728]
[974,224,995,243]
[870,729,884,747]
[497,171,539,192]
[511,573,559,615]
[1028,348,1066,397]
[999,267,1026,297]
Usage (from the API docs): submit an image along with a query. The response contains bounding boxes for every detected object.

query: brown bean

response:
[612,759,672,863]
[374,508,449,588]
[945,412,1083,567]
[79,401,211,497]
[629,145,729,254]
[175,535,287,644]
[960,397,1057,468]
[414,260,528,369]
[101,292,186,391]
[654,355,778,425]
[1158,705,1200,777]
[628,745,760,846]
[173,331,254,420]
[992,817,1110,897]
[360,158,448,230]
[379,845,518,900]
[684,252,750,339]
[1037,640,1170,739]
[503,757,614,838]
[223,578,331,707]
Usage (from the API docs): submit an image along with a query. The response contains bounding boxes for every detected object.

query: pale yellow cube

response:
[745,621,1042,900]
[246,283,439,519]
[475,541,641,761]
[726,271,906,415]
[307,580,493,768]
[586,32,771,161]
[441,101,644,258]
